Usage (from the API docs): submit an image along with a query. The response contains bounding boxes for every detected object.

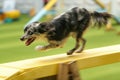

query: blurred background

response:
[0,0,120,80]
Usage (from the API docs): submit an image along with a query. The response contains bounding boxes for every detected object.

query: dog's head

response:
[20,21,54,46]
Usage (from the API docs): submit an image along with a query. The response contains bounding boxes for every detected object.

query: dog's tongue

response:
[25,37,36,46]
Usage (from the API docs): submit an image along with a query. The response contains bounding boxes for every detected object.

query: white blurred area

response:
[0,0,119,17]
[56,0,120,17]
[0,0,43,13]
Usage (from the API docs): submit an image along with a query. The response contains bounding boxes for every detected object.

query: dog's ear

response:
[24,26,28,32]
[40,22,47,28]
[40,22,50,31]
[37,22,54,33]
[24,22,39,32]
[24,25,30,32]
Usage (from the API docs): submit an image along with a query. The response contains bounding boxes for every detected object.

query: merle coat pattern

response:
[20,7,112,55]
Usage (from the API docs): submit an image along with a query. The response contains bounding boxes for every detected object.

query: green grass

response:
[81,62,120,80]
[0,15,120,80]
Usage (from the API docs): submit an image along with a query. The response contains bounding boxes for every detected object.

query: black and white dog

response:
[20,7,112,55]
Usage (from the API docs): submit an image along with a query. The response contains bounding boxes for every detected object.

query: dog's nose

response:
[20,37,24,41]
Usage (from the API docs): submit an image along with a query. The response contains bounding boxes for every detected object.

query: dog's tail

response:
[90,11,112,28]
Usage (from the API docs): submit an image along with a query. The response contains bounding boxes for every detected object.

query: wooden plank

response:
[0,66,20,80]
[0,78,5,80]
[0,45,120,80]
[36,75,56,80]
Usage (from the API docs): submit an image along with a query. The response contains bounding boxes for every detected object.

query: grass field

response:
[0,15,120,80]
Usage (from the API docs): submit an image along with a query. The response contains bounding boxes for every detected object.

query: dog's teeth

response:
[35,45,43,51]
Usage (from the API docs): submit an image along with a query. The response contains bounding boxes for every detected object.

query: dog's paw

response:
[35,45,44,51]
[75,49,83,53]
[75,50,82,53]
[67,50,74,55]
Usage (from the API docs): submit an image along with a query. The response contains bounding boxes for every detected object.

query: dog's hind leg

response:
[67,32,86,55]
[75,38,86,53]
[67,34,81,55]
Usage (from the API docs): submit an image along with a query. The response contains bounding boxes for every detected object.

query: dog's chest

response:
[69,32,77,38]
[37,34,48,42]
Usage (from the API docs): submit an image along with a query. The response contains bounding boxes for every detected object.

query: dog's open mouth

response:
[25,37,36,46]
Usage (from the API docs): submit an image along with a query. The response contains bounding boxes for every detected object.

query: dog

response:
[20,7,112,55]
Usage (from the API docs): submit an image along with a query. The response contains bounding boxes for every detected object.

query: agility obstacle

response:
[0,45,120,80]
[25,0,57,27]
[4,10,20,19]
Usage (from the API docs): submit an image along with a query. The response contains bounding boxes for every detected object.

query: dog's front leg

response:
[76,38,86,53]
[35,43,59,51]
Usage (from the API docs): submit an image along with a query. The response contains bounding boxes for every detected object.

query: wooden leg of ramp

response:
[68,61,81,80]
[36,61,81,80]
[57,63,69,80]
[57,61,81,80]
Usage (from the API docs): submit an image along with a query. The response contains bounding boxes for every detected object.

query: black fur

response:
[20,7,112,55]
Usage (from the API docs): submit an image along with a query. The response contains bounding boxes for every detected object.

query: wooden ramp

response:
[0,45,120,80]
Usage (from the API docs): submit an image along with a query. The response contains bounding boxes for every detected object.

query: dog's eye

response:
[28,31,33,35]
